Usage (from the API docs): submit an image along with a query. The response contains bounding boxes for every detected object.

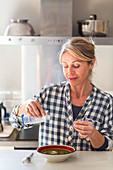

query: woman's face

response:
[61,52,95,87]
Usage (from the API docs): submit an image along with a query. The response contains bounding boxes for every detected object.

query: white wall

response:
[0,45,21,91]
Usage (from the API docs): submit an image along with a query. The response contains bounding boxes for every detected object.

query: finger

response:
[26,107,31,116]
[74,124,88,131]
[74,125,88,134]
[74,120,93,126]
[26,100,42,117]
[26,107,35,117]
[26,99,46,117]
[74,123,93,133]
[74,124,94,137]
[79,134,88,139]
[35,100,46,116]
[75,128,88,135]
[29,101,42,117]
[26,103,40,117]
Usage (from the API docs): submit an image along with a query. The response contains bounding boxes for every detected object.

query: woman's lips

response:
[68,77,78,81]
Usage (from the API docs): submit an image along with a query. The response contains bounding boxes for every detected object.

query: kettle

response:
[0,102,6,132]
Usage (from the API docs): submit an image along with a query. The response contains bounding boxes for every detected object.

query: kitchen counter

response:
[0,125,39,149]
[0,150,113,170]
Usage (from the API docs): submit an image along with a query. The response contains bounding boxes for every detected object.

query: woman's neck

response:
[70,81,92,99]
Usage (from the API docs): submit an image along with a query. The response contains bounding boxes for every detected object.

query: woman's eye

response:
[62,64,80,68]
[63,65,68,68]
[73,65,80,68]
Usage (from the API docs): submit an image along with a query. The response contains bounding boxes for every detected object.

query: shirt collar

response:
[65,81,70,100]
[86,83,97,103]
[65,82,97,102]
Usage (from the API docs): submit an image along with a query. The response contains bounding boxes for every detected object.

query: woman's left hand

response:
[73,121,94,138]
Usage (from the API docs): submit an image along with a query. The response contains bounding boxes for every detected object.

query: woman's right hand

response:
[18,99,46,118]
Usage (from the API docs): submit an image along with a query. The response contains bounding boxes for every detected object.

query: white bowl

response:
[37,145,75,163]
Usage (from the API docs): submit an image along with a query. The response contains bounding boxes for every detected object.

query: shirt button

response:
[69,144,72,146]
[80,113,83,117]
[69,115,72,120]
[70,127,73,131]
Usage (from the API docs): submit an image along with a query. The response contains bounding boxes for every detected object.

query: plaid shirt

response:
[10,81,113,151]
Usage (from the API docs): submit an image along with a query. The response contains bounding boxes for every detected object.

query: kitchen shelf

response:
[0,36,68,46]
[0,36,113,46]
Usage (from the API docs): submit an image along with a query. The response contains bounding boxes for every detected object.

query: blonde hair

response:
[59,38,95,64]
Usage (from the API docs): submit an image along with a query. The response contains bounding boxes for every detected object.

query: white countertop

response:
[0,150,113,170]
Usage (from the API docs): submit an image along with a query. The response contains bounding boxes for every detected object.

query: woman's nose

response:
[68,67,74,75]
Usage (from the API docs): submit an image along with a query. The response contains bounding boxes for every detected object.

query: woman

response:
[10,38,113,151]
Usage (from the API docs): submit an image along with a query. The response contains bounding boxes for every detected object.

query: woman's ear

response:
[90,59,95,69]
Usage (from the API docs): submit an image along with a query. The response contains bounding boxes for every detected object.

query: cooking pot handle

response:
[89,14,97,20]
[77,21,89,24]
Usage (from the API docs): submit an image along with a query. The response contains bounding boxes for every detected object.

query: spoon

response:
[22,152,34,164]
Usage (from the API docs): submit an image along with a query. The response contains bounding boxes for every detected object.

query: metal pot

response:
[77,14,109,37]
[4,19,35,36]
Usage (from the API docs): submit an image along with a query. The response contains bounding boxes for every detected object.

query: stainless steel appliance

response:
[40,0,73,36]
[21,37,68,102]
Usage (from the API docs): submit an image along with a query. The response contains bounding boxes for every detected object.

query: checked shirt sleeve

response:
[9,85,47,131]
[9,104,33,131]
[99,96,113,150]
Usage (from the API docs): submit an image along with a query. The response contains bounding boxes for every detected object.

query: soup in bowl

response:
[37,145,75,163]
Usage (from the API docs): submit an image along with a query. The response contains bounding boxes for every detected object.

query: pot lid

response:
[77,20,108,23]
[77,14,109,23]
[11,19,28,23]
